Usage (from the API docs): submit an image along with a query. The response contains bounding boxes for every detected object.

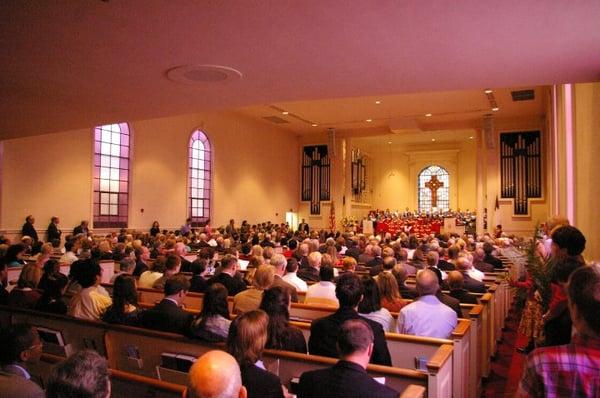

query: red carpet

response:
[481,306,528,397]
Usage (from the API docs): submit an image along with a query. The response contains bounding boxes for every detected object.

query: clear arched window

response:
[418,165,449,212]
[189,130,211,225]
[93,123,130,228]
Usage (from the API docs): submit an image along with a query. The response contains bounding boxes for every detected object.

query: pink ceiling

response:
[1,1,599,139]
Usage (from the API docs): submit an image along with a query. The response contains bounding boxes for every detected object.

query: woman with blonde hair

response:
[8,264,42,309]
[226,310,285,398]
[377,271,406,313]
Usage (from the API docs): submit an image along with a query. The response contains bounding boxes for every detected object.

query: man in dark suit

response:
[73,220,89,236]
[140,274,193,335]
[456,257,486,293]
[344,238,360,262]
[21,215,38,242]
[298,218,310,234]
[366,245,383,269]
[483,242,504,269]
[207,254,247,296]
[299,319,398,398]
[270,254,299,302]
[472,248,494,273]
[392,264,418,299]
[309,273,392,366]
[46,216,61,243]
[447,271,478,304]
[297,251,321,282]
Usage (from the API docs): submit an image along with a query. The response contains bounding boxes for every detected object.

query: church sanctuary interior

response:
[1,1,600,398]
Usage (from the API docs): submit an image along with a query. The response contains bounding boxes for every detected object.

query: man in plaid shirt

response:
[517,263,600,397]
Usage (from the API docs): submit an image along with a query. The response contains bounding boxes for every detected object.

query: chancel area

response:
[1,2,600,398]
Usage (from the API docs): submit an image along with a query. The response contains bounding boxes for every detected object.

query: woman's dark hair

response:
[259,286,292,350]
[199,283,230,321]
[5,243,26,263]
[358,276,382,314]
[112,275,138,316]
[39,273,68,302]
[75,259,102,288]
[191,259,207,276]
[43,259,60,275]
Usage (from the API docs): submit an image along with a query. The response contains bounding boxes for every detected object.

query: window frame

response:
[188,129,212,226]
[417,165,450,212]
[93,122,131,228]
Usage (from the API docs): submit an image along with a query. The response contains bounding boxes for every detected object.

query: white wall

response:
[1,111,299,238]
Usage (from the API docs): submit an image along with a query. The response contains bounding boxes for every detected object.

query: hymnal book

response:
[36,326,65,346]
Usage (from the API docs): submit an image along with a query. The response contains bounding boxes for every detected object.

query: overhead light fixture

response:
[484,89,493,94]
[282,111,289,115]
[492,107,499,112]
[375,100,381,105]
[387,141,392,144]
[425,113,432,117]
[469,136,474,139]
[311,123,318,127]
[431,138,436,142]
[366,119,373,122]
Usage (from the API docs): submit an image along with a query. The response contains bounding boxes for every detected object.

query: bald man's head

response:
[455,257,471,271]
[187,350,247,398]
[416,269,439,296]
[447,271,464,290]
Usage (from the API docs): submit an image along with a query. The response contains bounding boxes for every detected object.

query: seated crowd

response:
[0,216,597,397]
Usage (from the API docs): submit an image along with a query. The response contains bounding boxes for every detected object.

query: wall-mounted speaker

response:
[483,114,495,150]
[327,128,336,157]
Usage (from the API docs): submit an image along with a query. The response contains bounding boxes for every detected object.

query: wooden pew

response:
[0,306,436,397]
[29,353,185,398]
[104,325,444,397]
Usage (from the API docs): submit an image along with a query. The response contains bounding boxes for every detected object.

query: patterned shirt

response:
[517,333,600,397]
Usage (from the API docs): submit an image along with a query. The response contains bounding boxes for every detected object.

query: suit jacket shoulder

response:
[298,361,398,398]
[241,364,284,398]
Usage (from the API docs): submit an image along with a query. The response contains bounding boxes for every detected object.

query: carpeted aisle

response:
[481,306,529,397]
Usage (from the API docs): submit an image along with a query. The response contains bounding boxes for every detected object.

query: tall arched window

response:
[93,123,130,228]
[188,130,211,225]
[418,165,449,212]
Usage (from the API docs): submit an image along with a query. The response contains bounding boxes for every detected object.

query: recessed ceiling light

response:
[366,119,373,122]
[485,89,493,94]
[375,100,381,105]
[282,111,289,115]
[387,141,392,144]
[431,138,436,142]
[492,107,499,111]
[469,136,474,139]
[311,123,318,127]
[425,113,432,117]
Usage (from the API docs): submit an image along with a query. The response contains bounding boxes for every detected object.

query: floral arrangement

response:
[523,223,554,311]
[340,217,359,231]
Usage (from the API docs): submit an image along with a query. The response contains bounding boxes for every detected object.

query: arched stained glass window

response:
[93,123,130,228]
[189,130,211,225]
[418,165,449,212]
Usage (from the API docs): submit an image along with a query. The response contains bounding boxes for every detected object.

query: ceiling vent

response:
[511,89,535,101]
[166,65,243,85]
[262,116,290,124]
